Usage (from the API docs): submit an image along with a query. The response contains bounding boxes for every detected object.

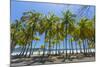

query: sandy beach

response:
[11,56,95,67]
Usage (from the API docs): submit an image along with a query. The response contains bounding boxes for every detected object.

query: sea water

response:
[11,49,95,56]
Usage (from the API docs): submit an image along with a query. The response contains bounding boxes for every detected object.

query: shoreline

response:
[11,49,95,56]
[11,56,95,67]
[11,49,95,67]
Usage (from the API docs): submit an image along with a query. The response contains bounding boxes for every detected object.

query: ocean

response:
[11,48,95,56]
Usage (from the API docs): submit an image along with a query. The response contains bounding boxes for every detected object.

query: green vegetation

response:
[11,8,95,62]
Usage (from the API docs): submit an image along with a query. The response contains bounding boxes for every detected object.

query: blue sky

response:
[11,0,95,49]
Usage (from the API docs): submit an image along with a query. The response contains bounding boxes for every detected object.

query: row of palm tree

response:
[11,9,95,59]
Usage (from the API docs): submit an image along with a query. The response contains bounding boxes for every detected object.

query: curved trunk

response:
[32,41,37,55]
[11,33,16,53]
[21,45,27,56]
[24,44,30,57]
[28,42,32,57]
[11,41,16,53]
[19,46,25,56]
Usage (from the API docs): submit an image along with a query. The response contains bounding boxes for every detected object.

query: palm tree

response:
[21,11,42,57]
[29,36,40,57]
[78,39,83,53]
[11,23,17,53]
[11,20,23,53]
[78,18,88,54]
[62,10,76,59]
[39,15,50,57]
[46,13,60,56]
[78,18,95,55]
[72,26,80,54]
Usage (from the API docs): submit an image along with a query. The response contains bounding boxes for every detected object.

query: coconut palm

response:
[20,11,42,57]
[78,18,95,56]
[46,13,60,56]
[11,20,23,53]
[62,10,76,59]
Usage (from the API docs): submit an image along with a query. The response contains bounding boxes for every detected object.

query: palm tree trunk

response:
[11,33,16,53]
[11,41,16,53]
[71,39,74,54]
[65,37,68,58]
[48,39,50,56]
[56,42,57,55]
[30,42,33,55]
[75,41,78,54]
[43,31,47,57]
[69,40,71,54]
[24,44,30,57]
[58,43,60,55]
[79,44,82,53]
[82,40,86,55]
[19,46,24,56]
[21,45,27,56]
[85,39,88,54]
[28,42,32,57]
[87,40,89,53]
[63,40,65,54]
[32,41,37,55]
